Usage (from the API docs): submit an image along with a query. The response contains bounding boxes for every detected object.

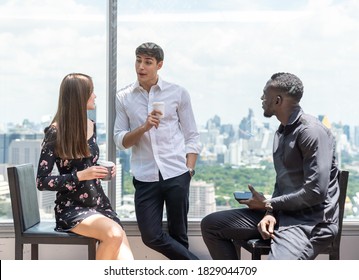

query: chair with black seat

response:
[233,170,349,260]
[7,163,98,260]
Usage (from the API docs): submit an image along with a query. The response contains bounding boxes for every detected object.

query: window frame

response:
[1,0,359,233]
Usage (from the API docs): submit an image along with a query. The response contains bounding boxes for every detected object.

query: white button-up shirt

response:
[114,77,201,182]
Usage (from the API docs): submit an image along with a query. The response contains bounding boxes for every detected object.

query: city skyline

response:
[1,107,356,152]
[1,108,358,220]
[0,108,356,139]
[0,96,356,132]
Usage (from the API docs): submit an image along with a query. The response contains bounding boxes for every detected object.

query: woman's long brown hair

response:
[52,73,93,159]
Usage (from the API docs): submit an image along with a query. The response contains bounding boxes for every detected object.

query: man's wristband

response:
[188,167,195,176]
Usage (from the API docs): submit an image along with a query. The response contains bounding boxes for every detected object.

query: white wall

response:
[1,234,359,260]
[0,235,208,260]
[1,221,359,260]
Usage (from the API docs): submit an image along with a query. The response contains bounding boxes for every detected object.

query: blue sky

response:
[1,0,358,130]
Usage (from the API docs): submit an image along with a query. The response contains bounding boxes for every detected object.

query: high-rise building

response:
[8,139,42,166]
[354,126,359,148]
[188,180,216,219]
[227,140,243,166]
[0,174,9,200]
[0,133,21,163]
[318,115,331,129]
[343,125,350,144]
[239,109,255,139]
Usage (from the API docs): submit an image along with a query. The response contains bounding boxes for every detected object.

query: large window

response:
[1,0,359,224]
[115,0,359,220]
[0,0,108,221]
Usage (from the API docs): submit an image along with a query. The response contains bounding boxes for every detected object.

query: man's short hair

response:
[135,42,164,62]
[270,72,304,101]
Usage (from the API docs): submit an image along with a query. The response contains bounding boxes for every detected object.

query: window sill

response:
[1,219,359,237]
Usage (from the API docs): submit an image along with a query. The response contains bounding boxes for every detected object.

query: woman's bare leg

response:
[71,214,134,260]
[118,234,134,260]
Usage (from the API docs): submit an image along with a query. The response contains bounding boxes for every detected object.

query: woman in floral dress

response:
[36,73,134,260]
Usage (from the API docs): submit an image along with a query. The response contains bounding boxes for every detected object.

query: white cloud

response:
[0,0,107,126]
[0,0,104,21]
[1,0,359,129]
[118,10,311,23]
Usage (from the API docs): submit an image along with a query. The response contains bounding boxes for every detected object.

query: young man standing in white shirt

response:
[114,42,201,260]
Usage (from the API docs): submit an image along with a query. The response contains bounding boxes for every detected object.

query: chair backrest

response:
[332,170,349,254]
[236,169,349,260]
[7,163,41,237]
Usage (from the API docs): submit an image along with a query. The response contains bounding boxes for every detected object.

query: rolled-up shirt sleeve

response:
[114,92,130,150]
[178,88,201,154]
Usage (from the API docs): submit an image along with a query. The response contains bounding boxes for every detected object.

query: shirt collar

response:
[133,80,141,89]
[278,106,303,134]
[134,75,163,91]
[156,76,163,90]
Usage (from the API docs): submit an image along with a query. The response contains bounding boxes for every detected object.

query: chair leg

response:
[329,252,339,260]
[234,244,242,259]
[31,244,39,260]
[252,249,262,260]
[15,242,24,260]
[88,240,97,260]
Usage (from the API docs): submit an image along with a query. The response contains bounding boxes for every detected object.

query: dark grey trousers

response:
[201,208,338,260]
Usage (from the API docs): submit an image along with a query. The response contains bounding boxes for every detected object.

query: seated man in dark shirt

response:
[201,72,340,260]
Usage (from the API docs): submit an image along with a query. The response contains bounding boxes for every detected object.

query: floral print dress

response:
[36,121,122,231]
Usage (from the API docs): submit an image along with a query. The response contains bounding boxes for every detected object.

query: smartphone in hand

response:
[233,191,252,202]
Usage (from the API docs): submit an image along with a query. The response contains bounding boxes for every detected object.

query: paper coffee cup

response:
[152,101,165,119]
[97,160,115,181]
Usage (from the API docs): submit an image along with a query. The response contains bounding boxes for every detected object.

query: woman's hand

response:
[76,165,109,181]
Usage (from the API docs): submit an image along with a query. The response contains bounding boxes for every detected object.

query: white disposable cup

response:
[152,101,165,119]
[97,160,115,181]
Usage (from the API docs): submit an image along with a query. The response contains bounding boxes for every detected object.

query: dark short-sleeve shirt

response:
[270,106,340,228]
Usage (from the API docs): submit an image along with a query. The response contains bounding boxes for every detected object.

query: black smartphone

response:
[233,191,252,202]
